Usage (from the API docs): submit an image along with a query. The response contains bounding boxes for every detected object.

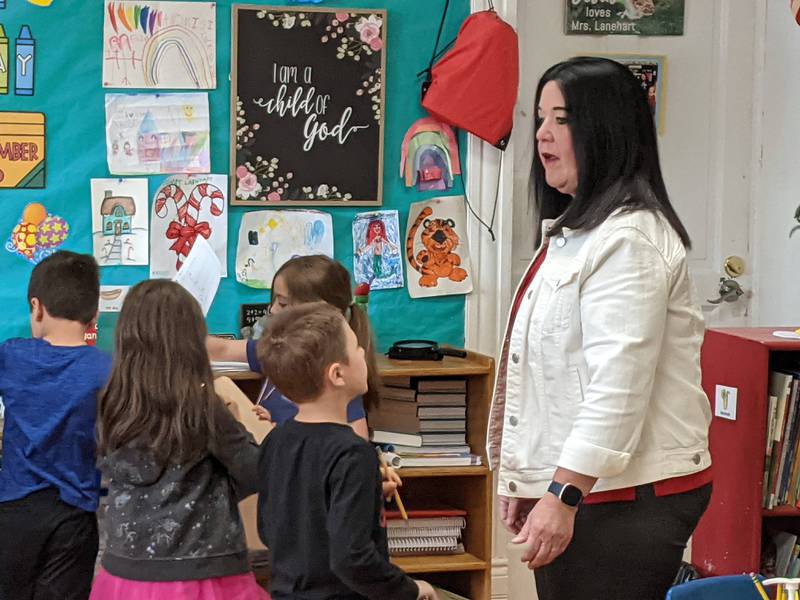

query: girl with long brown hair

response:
[207,254,400,495]
[92,280,267,600]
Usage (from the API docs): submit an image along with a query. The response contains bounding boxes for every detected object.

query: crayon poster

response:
[103,1,216,89]
[0,111,46,188]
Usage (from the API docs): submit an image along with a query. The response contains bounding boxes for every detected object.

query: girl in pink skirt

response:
[90,280,269,600]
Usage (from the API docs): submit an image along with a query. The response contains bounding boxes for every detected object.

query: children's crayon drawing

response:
[99,285,131,312]
[150,174,227,278]
[103,1,216,89]
[91,178,148,266]
[0,111,45,188]
[235,210,333,289]
[5,202,69,264]
[105,92,210,175]
[352,210,403,290]
[404,196,473,299]
[14,25,34,96]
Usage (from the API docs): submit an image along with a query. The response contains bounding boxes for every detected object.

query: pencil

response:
[750,574,769,600]
[379,451,408,520]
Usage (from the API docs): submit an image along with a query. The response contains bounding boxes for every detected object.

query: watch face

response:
[561,484,583,507]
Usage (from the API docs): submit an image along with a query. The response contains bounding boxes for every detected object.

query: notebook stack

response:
[386,508,467,556]
[369,377,481,467]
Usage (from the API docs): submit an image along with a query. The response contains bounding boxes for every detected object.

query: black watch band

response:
[547,481,583,507]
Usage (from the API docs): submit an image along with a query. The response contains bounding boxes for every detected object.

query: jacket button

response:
[692,454,701,465]
[511,353,519,364]
[555,236,567,248]
[508,481,517,492]
[509,416,518,426]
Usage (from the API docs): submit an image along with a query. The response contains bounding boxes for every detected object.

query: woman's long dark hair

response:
[273,255,382,410]
[97,280,219,465]
[533,57,691,248]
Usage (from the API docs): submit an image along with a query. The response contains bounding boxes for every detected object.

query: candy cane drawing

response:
[155,182,224,270]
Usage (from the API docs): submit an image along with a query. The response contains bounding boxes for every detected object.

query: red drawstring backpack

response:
[421,2,519,150]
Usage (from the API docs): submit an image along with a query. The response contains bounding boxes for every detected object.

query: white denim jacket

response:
[487,209,711,498]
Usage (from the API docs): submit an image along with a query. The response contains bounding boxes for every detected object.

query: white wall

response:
[753,0,800,327]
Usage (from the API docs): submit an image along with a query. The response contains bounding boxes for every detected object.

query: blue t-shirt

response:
[0,338,112,512]
[246,339,365,424]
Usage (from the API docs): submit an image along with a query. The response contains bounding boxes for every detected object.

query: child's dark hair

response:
[257,302,348,403]
[97,280,220,465]
[27,251,99,325]
[272,255,381,408]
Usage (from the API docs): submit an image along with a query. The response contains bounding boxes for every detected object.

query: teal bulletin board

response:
[0,0,469,353]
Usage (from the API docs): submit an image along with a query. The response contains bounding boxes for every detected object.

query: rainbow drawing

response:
[107,1,164,34]
[103,1,216,89]
[142,25,213,89]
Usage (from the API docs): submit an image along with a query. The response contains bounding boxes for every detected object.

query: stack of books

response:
[386,508,466,556]
[369,377,480,467]
[764,366,800,508]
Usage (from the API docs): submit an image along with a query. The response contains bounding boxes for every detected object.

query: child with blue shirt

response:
[0,251,111,600]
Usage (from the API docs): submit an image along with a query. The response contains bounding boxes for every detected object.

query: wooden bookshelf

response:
[691,328,800,576]
[225,350,495,600]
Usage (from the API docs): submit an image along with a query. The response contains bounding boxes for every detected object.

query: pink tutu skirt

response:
[90,569,270,600]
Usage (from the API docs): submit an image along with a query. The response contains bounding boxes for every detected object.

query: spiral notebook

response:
[389,538,465,555]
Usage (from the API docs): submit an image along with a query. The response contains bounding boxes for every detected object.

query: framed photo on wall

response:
[230,5,387,206]
[565,0,685,36]
[595,54,666,134]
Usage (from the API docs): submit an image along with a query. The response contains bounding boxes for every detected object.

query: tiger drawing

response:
[406,207,468,288]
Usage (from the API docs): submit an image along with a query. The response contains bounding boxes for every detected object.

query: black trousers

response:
[534,483,711,600]
[0,488,98,600]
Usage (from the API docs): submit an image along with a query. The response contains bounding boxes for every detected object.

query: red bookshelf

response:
[692,328,800,576]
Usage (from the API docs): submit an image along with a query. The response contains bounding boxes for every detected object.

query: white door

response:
[492,1,761,597]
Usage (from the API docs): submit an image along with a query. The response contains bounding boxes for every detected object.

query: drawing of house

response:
[101,190,135,236]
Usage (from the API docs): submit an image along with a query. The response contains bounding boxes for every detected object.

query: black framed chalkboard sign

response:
[231,5,387,206]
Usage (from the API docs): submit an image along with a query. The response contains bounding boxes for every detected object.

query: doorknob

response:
[707,256,746,305]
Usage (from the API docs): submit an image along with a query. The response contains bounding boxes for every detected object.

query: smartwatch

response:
[547,481,583,508]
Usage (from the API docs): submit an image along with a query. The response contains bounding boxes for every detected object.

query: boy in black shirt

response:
[257,302,436,600]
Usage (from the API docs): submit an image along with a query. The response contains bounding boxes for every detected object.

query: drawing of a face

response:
[183,105,194,119]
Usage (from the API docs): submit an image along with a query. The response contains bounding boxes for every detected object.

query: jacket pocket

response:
[536,262,581,337]
[546,367,584,456]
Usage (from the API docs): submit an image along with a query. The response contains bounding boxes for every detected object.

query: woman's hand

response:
[252,405,272,422]
[381,465,402,499]
[512,492,576,569]
[498,495,536,535]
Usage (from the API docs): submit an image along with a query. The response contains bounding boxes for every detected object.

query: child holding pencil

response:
[256,302,437,600]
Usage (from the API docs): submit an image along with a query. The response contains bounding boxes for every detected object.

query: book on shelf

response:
[383,375,413,389]
[419,419,466,432]
[383,444,471,455]
[416,393,467,406]
[383,451,481,468]
[386,508,467,556]
[422,432,466,445]
[416,379,467,394]
[371,430,423,447]
[764,367,800,509]
[379,386,417,402]
[417,406,466,418]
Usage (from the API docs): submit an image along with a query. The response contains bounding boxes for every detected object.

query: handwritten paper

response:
[173,234,220,315]
[105,92,210,175]
[103,1,216,89]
